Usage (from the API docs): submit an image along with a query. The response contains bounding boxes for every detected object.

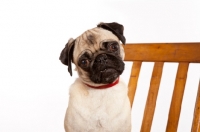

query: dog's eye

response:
[80,59,90,67]
[108,43,119,52]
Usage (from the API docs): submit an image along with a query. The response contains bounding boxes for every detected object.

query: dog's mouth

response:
[103,70,119,83]
[101,68,118,79]
[91,68,119,84]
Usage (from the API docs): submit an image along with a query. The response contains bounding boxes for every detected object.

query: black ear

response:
[97,22,126,44]
[59,38,75,76]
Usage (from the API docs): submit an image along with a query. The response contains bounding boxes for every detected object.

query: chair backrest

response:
[123,43,200,132]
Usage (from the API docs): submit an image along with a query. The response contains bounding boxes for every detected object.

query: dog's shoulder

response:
[68,78,89,97]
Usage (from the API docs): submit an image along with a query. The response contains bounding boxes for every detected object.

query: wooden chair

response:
[123,43,200,132]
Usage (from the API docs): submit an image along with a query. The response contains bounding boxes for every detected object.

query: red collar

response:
[84,78,119,89]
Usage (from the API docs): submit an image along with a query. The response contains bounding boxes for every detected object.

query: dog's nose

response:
[96,54,108,64]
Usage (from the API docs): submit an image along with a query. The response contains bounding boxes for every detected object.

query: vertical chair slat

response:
[191,80,200,132]
[128,61,142,107]
[166,62,189,132]
[141,62,164,132]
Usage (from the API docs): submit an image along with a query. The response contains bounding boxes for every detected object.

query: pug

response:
[60,22,131,132]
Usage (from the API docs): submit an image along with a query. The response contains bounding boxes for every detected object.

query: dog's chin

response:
[90,68,120,84]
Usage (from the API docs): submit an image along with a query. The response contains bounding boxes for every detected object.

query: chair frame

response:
[123,43,200,132]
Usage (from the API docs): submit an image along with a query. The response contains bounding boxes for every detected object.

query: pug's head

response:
[60,22,126,85]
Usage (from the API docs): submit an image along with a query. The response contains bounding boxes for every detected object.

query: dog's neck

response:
[84,78,119,89]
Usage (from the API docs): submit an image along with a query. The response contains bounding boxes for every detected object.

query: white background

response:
[0,0,200,132]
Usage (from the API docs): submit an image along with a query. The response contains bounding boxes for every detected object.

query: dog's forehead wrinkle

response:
[85,31,96,45]
[87,28,119,43]
[79,50,93,59]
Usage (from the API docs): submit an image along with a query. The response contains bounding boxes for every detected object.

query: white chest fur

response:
[64,78,131,132]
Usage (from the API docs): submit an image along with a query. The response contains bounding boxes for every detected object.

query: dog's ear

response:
[59,38,75,76]
[97,22,126,44]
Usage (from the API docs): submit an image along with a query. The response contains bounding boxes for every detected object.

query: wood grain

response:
[128,61,142,107]
[166,62,189,132]
[123,43,200,131]
[141,62,164,132]
[191,80,200,132]
[123,43,200,63]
